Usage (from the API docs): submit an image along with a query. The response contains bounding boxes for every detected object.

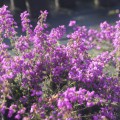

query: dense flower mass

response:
[0,5,120,120]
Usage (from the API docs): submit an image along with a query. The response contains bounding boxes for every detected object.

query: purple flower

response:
[86,102,94,107]
[15,114,21,120]
[18,108,26,114]
[0,104,6,114]
[8,109,14,118]
[69,20,76,27]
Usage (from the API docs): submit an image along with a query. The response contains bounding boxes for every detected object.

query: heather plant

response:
[0,5,120,120]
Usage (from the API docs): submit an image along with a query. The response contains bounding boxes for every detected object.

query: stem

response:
[10,0,15,11]
[25,0,30,14]
[55,0,60,11]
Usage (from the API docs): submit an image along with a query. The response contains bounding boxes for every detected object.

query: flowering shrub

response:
[0,5,120,120]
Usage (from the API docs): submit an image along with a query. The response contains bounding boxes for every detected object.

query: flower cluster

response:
[0,5,120,120]
[0,5,17,40]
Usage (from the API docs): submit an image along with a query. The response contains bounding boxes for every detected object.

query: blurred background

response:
[0,0,120,34]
